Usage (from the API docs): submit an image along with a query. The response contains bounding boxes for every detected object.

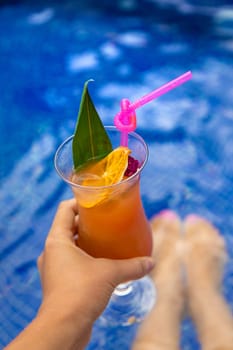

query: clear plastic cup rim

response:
[54,126,149,191]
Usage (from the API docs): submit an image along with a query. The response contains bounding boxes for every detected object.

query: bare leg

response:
[132,211,184,350]
[184,215,233,350]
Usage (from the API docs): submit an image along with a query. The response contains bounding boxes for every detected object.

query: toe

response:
[184,214,225,249]
[150,209,182,262]
[150,210,180,235]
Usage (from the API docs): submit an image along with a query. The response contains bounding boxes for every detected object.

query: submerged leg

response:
[132,211,184,350]
[184,215,233,350]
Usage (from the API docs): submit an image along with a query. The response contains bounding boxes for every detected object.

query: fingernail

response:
[145,257,155,272]
[157,209,178,220]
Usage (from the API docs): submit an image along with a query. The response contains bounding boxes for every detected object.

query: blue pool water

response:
[0,0,233,348]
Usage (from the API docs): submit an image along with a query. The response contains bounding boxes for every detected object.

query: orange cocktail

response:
[74,174,152,259]
[54,126,152,260]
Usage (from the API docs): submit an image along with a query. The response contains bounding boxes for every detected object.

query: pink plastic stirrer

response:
[114,71,192,146]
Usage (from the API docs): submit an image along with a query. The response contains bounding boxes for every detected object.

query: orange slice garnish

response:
[72,147,131,207]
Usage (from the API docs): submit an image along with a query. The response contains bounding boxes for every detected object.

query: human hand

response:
[37,199,154,347]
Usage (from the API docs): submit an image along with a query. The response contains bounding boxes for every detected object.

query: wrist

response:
[37,298,93,350]
[5,301,93,350]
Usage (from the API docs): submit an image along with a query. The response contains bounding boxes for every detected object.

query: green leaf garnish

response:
[72,80,113,170]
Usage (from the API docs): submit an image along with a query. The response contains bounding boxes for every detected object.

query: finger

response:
[49,199,78,239]
[110,257,155,286]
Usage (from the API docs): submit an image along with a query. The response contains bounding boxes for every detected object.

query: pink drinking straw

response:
[114,71,192,146]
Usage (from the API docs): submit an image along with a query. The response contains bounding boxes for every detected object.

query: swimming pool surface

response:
[0,0,233,348]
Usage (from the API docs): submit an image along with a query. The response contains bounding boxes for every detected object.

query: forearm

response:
[5,304,93,350]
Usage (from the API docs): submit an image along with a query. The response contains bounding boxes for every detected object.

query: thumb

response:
[111,257,155,286]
